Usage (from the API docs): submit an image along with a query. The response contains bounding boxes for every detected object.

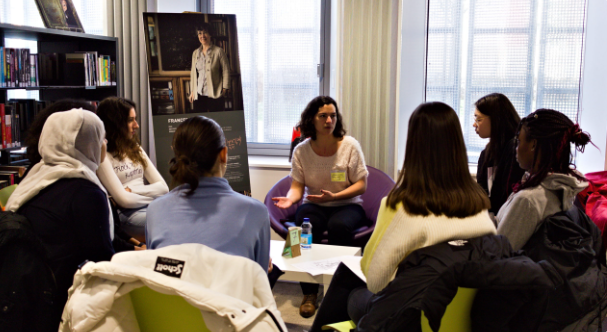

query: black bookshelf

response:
[0,22,121,104]
[0,23,121,164]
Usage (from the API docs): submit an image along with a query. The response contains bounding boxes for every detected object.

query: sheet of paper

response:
[292,255,365,281]
[339,255,366,282]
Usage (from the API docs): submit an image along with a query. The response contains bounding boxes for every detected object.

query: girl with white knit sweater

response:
[96,97,169,241]
[310,101,496,331]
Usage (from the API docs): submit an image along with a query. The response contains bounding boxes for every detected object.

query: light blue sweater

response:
[146,176,270,271]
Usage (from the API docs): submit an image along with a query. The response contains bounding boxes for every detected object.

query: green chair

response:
[0,184,17,210]
[129,286,211,332]
[421,287,477,332]
[322,287,477,332]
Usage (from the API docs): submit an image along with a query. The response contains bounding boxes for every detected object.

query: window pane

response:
[0,0,106,36]
[212,0,321,144]
[426,0,586,162]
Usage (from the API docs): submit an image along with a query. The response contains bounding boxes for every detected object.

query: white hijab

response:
[6,108,114,238]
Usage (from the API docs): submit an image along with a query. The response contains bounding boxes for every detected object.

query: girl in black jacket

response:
[473,93,525,215]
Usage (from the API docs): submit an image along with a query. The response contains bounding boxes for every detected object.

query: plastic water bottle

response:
[301,218,312,250]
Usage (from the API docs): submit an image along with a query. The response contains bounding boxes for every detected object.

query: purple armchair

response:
[264,165,395,248]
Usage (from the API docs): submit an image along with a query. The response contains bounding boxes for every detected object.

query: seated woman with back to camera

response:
[309,101,496,331]
[6,109,115,330]
[145,116,270,271]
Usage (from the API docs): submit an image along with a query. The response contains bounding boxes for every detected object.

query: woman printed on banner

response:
[188,23,231,113]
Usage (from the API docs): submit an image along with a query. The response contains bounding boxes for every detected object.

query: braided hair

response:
[169,116,226,196]
[514,108,591,192]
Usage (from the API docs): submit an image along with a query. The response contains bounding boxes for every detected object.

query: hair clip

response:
[533,114,538,119]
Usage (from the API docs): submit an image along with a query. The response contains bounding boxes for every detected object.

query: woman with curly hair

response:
[96,97,169,240]
[272,95,369,318]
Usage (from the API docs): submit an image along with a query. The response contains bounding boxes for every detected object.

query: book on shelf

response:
[0,170,17,185]
[0,165,26,178]
[38,53,63,86]
[64,53,88,86]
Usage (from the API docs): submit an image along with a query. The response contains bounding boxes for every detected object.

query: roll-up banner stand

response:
[143,13,251,194]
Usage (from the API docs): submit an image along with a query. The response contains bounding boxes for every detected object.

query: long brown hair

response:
[96,97,147,168]
[387,102,490,218]
[475,93,521,165]
[169,116,226,196]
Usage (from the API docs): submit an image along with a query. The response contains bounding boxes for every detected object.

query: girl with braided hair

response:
[496,108,592,250]
[145,116,270,271]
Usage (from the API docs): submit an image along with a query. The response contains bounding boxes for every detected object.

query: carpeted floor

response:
[272,281,324,332]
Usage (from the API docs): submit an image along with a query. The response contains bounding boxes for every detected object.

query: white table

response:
[270,240,362,295]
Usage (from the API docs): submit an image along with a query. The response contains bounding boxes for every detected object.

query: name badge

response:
[331,171,346,182]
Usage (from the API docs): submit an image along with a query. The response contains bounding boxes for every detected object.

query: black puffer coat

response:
[524,206,607,332]
[0,211,57,332]
[355,235,561,332]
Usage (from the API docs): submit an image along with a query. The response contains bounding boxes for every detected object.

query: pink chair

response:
[264,166,395,248]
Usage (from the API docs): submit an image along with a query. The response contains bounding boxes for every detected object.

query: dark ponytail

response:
[514,109,592,192]
[169,116,226,196]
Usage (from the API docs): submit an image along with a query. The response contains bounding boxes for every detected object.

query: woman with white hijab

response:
[6,108,115,329]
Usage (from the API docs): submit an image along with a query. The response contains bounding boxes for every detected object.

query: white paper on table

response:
[292,255,366,282]
[339,255,366,282]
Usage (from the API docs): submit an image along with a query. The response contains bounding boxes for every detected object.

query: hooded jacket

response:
[60,243,287,332]
[355,235,560,332]
[496,172,588,250]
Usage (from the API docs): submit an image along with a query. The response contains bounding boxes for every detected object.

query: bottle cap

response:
[303,217,310,222]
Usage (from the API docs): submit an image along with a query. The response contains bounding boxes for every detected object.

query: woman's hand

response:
[307,189,336,203]
[189,93,195,103]
[272,197,293,209]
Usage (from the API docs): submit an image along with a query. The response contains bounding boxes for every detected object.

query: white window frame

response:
[204,0,332,156]
[397,0,604,174]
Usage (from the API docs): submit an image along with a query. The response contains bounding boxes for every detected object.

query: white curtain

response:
[334,0,401,177]
[107,0,153,159]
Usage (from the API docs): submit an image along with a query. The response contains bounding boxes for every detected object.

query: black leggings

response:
[295,203,367,295]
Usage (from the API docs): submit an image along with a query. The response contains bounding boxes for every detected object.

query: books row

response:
[0,99,100,149]
[0,48,37,88]
[0,165,26,187]
[63,52,116,87]
[210,21,228,37]
[0,47,117,88]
